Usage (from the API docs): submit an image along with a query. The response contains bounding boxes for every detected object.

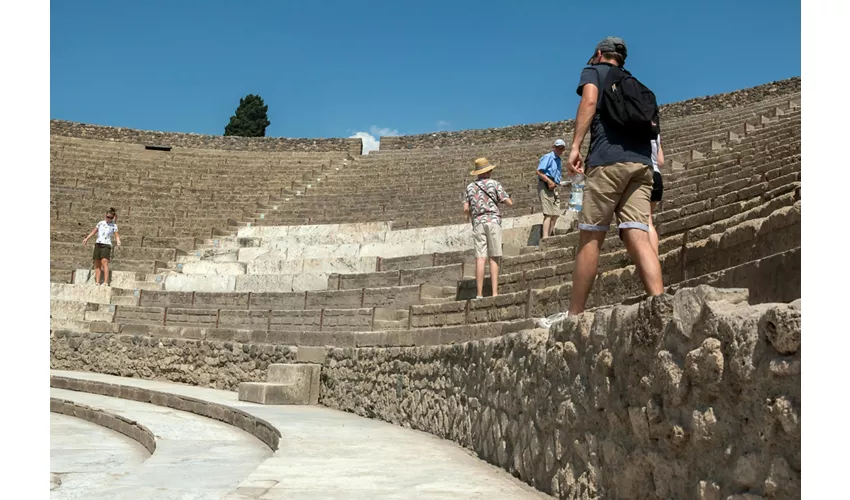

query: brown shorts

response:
[578,162,653,232]
[537,180,561,216]
[92,243,112,260]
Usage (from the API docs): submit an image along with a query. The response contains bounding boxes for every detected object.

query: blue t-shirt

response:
[576,64,652,169]
[537,151,562,185]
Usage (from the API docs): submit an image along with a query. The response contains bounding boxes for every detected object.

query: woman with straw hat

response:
[462,158,513,298]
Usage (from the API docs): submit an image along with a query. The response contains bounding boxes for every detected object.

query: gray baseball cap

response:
[587,36,628,65]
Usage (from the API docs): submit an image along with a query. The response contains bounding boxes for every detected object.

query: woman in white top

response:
[649,121,664,257]
[82,207,121,285]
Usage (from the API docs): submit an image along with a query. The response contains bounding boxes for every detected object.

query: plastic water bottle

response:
[567,174,585,212]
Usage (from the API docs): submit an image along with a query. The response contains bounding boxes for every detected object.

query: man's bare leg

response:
[489,257,500,297]
[542,216,552,240]
[475,257,486,297]
[648,201,659,257]
[569,230,606,315]
[549,216,559,237]
[621,228,664,296]
[94,260,102,285]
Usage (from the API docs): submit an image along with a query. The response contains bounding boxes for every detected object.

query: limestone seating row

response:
[53,281,452,311]
[53,301,407,333]
[51,241,179,262]
[661,123,800,196]
[53,258,166,275]
[51,314,537,349]
[50,232,202,252]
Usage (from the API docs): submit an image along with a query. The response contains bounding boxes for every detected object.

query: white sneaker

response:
[537,311,570,329]
[475,296,483,299]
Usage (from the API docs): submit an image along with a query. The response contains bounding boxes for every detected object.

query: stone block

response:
[249,291,305,310]
[181,261,247,275]
[193,292,250,309]
[237,382,312,405]
[235,274,294,293]
[165,274,237,293]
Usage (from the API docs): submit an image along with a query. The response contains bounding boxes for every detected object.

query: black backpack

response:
[596,63,658,140]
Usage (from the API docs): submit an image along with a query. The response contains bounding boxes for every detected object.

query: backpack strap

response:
[474,181,500,209]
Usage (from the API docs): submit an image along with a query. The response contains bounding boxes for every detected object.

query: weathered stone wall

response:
[50,120,363,155]
[379,77,801,150]
[320,286,801,499]
[50,331,296,390]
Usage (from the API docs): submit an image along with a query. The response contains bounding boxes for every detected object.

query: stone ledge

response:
[50,397,157,454]
[50,375,281,451]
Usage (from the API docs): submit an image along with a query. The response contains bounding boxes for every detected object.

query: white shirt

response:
[650,134,661,173]
[95,220,118,246]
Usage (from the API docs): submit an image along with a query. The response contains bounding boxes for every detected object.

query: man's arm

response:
[657,136,665,167]
[536,156,556,189]
[114,231,121,246]
[463,202,471,222]
[569,83,599,175]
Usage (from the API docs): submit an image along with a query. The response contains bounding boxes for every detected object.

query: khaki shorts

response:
[578,162,654,232]
[538,180,561,216]
[472,222,503,258]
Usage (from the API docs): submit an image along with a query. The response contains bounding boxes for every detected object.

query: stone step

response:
[237,382,313,405]
[420,284,456,300]
[267,363,321,388]
[133,281,165,291]
[110,295,139,306]
[237,363,321,405]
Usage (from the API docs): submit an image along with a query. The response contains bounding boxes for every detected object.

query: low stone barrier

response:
[320,286,801,499]
[50,376,281,450]
[50,398,156,454]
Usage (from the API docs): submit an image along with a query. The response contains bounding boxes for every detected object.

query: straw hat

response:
[470,157,497,176]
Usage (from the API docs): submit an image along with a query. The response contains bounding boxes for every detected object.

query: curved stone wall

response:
[379,77,801,150]
[51,398,157,454]
[50,120,363,155]
[320,286,801,500]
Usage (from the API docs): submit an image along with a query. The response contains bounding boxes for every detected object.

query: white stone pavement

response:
[51,370,551,499]
[51,387,272,500]
[50,413,148,499]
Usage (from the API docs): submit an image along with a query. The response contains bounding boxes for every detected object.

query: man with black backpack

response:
[542,37,664,323]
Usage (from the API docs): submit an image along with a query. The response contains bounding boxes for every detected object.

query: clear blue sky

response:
[51,0,800,142]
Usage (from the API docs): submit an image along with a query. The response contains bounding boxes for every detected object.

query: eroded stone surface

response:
[320,287,801,499]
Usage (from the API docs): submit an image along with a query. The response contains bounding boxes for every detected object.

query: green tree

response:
[224,94,271,137]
